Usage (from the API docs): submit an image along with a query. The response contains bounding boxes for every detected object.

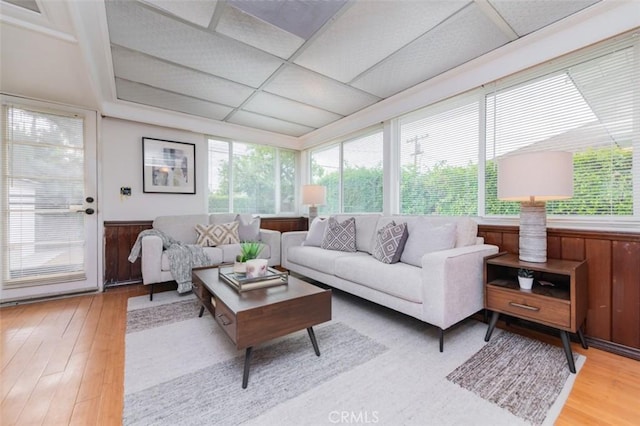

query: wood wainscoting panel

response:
[585,239,612,341]
[612,241,640,349]
[103,221,152,286]
[547,235,562,259]
[561,237,585,261]
[478,224,640,357]
[260,217,308,233]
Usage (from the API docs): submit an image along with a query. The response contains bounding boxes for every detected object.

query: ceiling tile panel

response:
[105,0,282,87]
[294,0,469,83]
[352,3,511,98]
[228,0,347,40]
[216,4,305,59]
[140,0,217,28]
[115,78,233,120]
[97,0,603,137]
[228,110,315,137]
[243,92,343,128]
[264,66,380,116]
[111,46,253,107]
[489,0,600,36]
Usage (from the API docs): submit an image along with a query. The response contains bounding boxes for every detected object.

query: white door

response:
[1,96,98,303]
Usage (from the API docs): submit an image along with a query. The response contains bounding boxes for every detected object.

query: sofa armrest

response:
[259,229,281,266]
[281,231,308,269]
[420,244,499,330]
[141,235,163,285]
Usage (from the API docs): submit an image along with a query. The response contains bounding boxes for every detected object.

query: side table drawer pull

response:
[509,302,540,312]
[217,314,232,326]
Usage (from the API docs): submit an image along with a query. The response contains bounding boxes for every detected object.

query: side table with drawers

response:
[483,252,588,373]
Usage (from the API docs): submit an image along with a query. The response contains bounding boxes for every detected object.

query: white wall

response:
[101,117,208,220]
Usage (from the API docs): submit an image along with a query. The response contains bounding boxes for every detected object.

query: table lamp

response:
[498,151,573,263]
[302,185,326,224]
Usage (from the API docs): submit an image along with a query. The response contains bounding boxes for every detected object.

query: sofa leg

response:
[149,284,154,301]
[439,328,444,352]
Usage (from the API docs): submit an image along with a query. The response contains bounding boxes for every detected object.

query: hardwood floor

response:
[1,284,639,425]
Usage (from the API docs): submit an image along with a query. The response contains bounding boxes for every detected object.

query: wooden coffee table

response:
[192,267,332,388]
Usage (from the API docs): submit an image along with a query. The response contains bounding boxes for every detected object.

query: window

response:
[207,139,229,213]
[310,130,383,214]
[207,138,296,214]
[310,144,339,214]
[485,36,636,219]
[399,95,480,215]
[343,133,383,213]
[305,33,637,225]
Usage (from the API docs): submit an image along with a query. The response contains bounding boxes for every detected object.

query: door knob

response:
[75,208,95,215]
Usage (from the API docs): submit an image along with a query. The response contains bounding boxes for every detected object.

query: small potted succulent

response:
[517,268,534,290]
[233,241,263,274]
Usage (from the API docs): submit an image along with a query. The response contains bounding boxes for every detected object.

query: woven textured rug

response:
[124,290,584,425]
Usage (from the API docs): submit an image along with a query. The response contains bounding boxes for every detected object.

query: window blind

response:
[342,131,383,213]
[485,35,637,218]
[278,149,296,213]
[399,94,480,215]
[207,138,296,214]
[310,129,384,215]
[310,144,340,214]
[2,105,86,287]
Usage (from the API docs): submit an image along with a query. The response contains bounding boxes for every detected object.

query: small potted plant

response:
[517,268,534,290]
[233,241,263,274]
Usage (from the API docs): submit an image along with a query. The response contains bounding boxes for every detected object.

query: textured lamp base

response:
[308,206,318,225]
[519,201,547,263]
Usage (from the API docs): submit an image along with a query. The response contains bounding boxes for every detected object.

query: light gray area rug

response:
[124,289,584,426]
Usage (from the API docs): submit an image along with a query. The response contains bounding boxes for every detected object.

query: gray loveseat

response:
[138,213,280,299]
[281,214,498,351]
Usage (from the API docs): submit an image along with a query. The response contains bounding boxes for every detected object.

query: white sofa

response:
[140,213,281,299]
[281,214,499,351]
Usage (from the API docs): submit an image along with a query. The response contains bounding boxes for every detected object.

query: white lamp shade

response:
[302,185,326,206]
[498,151,573,202]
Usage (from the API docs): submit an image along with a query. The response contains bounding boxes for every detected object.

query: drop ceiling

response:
[4,0,602,138]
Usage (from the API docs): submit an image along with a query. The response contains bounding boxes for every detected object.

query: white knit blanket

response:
[128,229,213,293]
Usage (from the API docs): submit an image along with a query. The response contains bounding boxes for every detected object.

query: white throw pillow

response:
[400,221,456,267]
[236,214,261,241]
[303,218,328,247]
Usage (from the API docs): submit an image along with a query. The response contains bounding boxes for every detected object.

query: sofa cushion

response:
[153,214,209,244]
[394,216,477,248]
[321,217,356,252]
[303,217,328,247]
[334,255,423,303]
[454,217,478,247]
[334,214,381,253]
[236,214,261,241]
[400,221,456,267]
[288,246,364,275]
[372,221,408,264]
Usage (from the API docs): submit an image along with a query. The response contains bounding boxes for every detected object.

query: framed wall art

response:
[142,137,196,194]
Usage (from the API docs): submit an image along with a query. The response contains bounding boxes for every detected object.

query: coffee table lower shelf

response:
[192,267,332,388]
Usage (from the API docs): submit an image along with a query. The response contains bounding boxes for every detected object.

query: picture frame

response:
[142,137,196,194]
